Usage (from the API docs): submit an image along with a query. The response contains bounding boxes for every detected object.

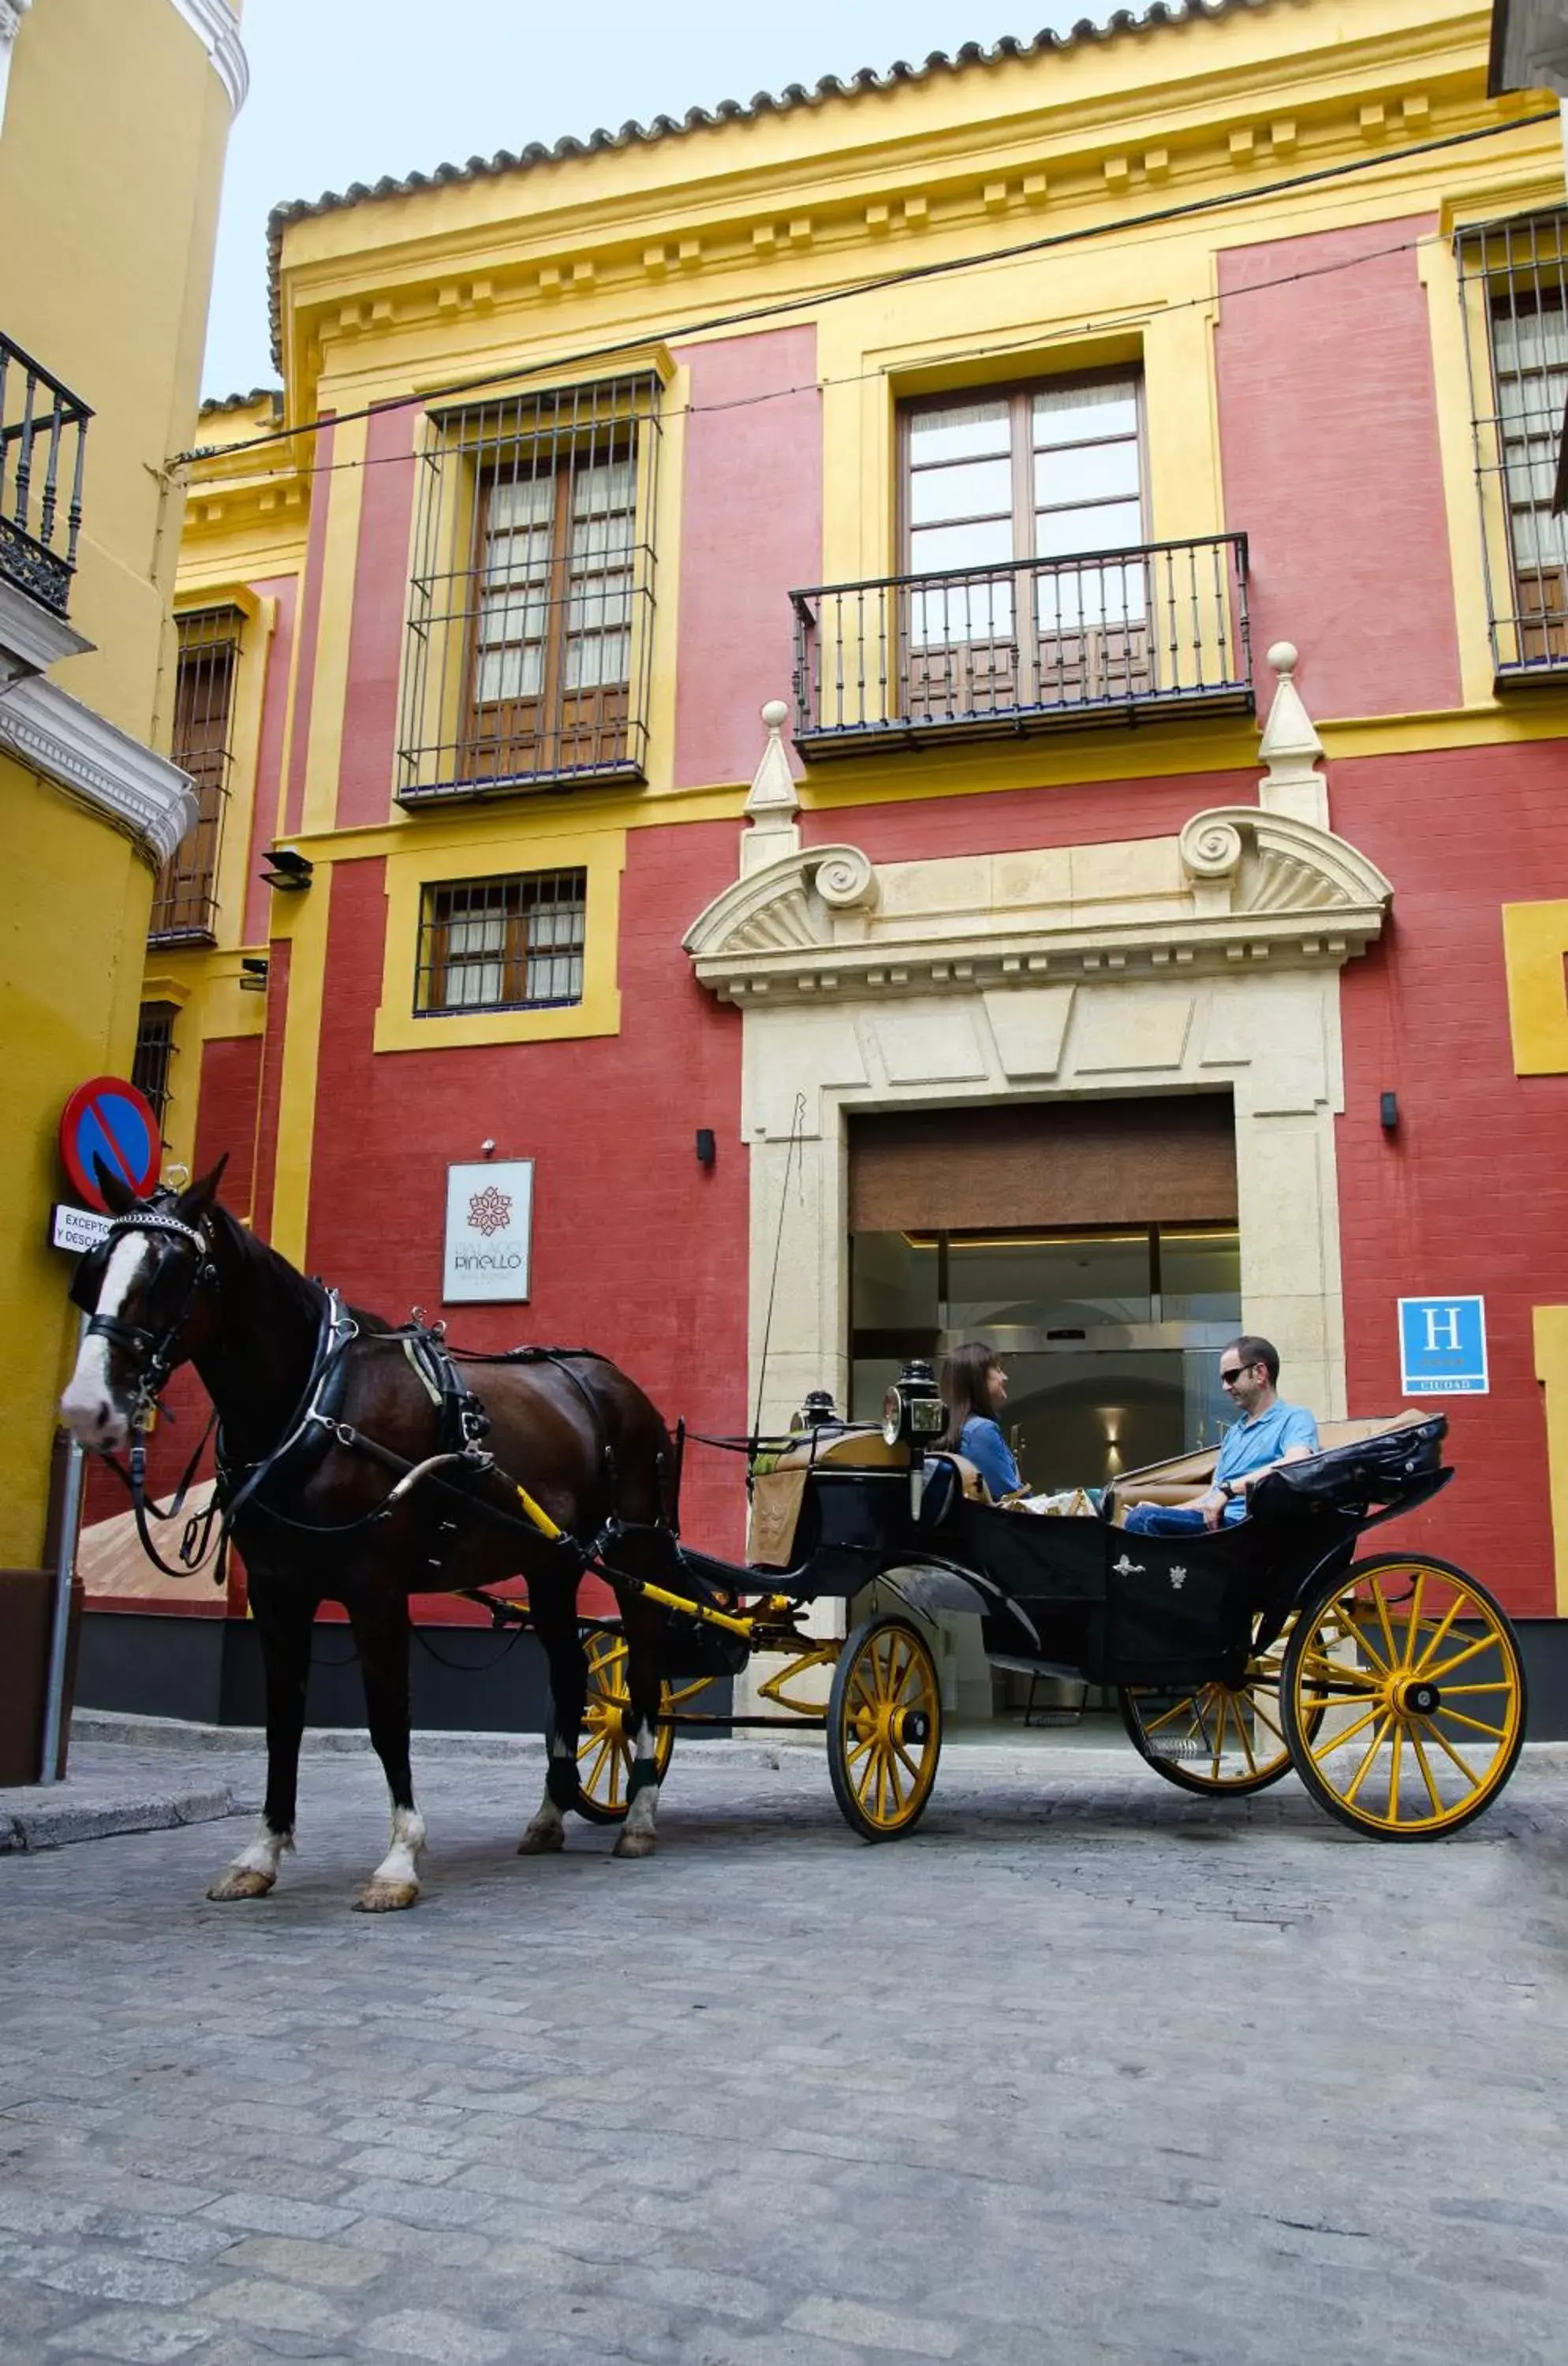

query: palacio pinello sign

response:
[442,1160,534,1303]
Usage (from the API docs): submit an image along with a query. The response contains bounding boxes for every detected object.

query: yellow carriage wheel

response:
[827,1614,943,1843]
[574,1631,677,1825]
[1279,1556,1526,1841]
[1119,1627,1306,1796]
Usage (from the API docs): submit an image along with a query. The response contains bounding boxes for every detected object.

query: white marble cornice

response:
[0,2,33,47]
[0,677,197,868]
[166,0,248,112]
[685,811,1393,1006]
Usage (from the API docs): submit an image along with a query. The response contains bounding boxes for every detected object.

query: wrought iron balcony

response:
[0,333,90,618]
[790,534,1253,756]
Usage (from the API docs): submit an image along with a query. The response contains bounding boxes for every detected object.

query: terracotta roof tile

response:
[263,2,1281,368]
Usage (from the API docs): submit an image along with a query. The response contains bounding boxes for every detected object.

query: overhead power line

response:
[176,106,1558,471]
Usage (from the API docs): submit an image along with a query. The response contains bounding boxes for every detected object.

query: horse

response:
[58,1160,679,1910]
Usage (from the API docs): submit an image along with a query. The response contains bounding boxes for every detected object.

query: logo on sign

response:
[1398,1296,1488,1396]
[443,1160,533,1304]
[467,1184,513,1239]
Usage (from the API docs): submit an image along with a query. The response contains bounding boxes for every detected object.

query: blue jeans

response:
[1122,1503,1209,1536]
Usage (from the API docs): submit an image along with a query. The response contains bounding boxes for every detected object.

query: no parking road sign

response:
[58,1076,161,1212]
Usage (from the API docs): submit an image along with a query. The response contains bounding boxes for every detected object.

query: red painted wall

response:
[802,766,1259,860]
[673,327,820,786]
[1335,742,1568,1614]
[303,819,749,1568]
[241,577,298,945]
[335,406,417,828]
[1215,219,1462,720]
[249,937,292,1247]
[193,1035,263,1219]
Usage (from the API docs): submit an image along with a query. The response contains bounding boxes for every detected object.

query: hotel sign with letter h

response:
[1398,1297,1488,1396]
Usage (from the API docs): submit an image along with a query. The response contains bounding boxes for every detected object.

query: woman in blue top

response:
[941,1342,1021,1501]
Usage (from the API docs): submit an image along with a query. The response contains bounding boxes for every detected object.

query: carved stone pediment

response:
[685,808,1391,1004]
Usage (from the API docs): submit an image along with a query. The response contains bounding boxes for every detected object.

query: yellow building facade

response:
[0,0,245,1574]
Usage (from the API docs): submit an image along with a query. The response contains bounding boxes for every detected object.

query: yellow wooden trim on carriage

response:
[267,864,334,1267]
[757,1640,842,1717]
[633,1579,755,1639]
[1503,901,1568,1075]
[370,824,624,1053]
[513,1483,563,1542]
[1533,1306,1568,1618]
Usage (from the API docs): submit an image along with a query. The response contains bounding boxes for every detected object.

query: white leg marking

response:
[207,1818,293,1901]
[615,1718,660,1857]
[59,1236,151,1451]
[353,1801,425,1913]
[518,1737,571,1854]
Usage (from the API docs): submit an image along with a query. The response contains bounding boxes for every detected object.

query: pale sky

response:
[204,0,1086,397]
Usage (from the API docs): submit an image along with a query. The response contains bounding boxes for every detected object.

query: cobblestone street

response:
[3,1736,1568,2366]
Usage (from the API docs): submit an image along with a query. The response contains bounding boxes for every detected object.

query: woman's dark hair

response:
[941,1342,999,1450]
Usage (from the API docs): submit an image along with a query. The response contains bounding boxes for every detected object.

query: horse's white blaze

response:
[229,1819,293,1880]
[59,1234,151,1450]
[370,1804,425,1891]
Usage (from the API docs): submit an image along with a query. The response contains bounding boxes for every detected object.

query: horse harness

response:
[75,1200,625,1587]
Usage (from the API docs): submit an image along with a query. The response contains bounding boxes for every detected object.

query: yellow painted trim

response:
[1535,1306,1568,1617]
[372,825,624,1054]
[1417,234,1498,711]
[269,867,334,1265]
[1501,899,1568,1074]
[303,414,368,835]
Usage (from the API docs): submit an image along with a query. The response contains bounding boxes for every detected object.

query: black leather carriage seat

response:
[1103,1408,1431,1527]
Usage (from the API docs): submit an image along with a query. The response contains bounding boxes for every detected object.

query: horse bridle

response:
[83,1206,216,1428]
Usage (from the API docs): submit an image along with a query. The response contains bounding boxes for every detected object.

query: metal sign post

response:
[38,1314,87,1788]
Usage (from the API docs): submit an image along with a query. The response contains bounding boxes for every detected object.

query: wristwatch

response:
[1217,1479,1235,1502]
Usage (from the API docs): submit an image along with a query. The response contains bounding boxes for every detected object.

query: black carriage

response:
[573,1368,1527,1842]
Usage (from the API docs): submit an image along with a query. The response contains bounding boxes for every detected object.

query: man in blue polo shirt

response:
[1123,1334,1318,1535]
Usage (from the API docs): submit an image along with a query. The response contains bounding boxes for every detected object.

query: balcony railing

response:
[0,333,90,618]
[790,534,1252,756]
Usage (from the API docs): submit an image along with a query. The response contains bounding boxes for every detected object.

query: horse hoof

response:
[352,1879,420,1913]
[206,1866,276,1902]
[612,1827,656,1860]
[517,1820,566,1856]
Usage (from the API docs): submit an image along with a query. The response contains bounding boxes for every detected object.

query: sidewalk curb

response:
[71,1708,791,1767]
[0,1784,245,1856]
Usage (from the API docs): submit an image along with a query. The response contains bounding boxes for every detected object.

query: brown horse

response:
[58,1162,678,1909]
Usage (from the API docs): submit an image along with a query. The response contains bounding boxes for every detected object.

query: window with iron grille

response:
[132,1002,178,1137]
[1456,211,1568,677]
[899,374,1155,716]
[415,870,587,1015]
[398,375,662,805]
[148,606,244,942]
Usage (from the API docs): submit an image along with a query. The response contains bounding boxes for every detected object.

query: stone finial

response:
[1258,640,1327,827]
[741,698,801,876]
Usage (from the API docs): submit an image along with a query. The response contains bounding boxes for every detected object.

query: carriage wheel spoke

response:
[1432,1707,1509,1742]
[1247,1692,1286,1747]
[1412,1597,1464,1674]
[1309,1700,1384,1764]
[1343,1715,1392,1806]
[1234,1707,1259,1777]
[1209,1690,1230,1782]
[1387,1723,1405,1823]
[1421,1633,1500,1685]
[1416,1718,1482,1791]
[1401,1573,1428,1670]
[1299,1649,1382,1692]
[1140,1692,1201,1739]
[1410,1727,1445,1816]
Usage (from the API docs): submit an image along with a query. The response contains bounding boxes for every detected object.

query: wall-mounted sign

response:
[1398,1297,1488,1396]
[58,1076,160,1210]
[50,1204,114,1256]
[442,1160,533,1303]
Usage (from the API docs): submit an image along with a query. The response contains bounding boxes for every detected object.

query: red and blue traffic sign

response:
[58,1077,161,1212]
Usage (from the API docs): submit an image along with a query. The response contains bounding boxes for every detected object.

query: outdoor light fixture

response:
[695,1128,716,1168]
[238,957,269,993]
[260,846,313,891]
[1379,1091,1399,1133]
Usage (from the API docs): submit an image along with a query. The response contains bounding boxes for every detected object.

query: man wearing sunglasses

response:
[1122,1334,1319,1536]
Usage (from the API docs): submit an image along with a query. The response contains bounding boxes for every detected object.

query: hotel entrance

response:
[846,1097,1242,1721]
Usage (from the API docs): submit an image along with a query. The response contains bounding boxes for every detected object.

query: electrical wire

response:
[174,105,1557,472]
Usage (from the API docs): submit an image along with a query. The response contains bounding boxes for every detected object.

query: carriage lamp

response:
[882,1359,945,1449]
[260,846,313,891]
[793,1388,838,1431]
